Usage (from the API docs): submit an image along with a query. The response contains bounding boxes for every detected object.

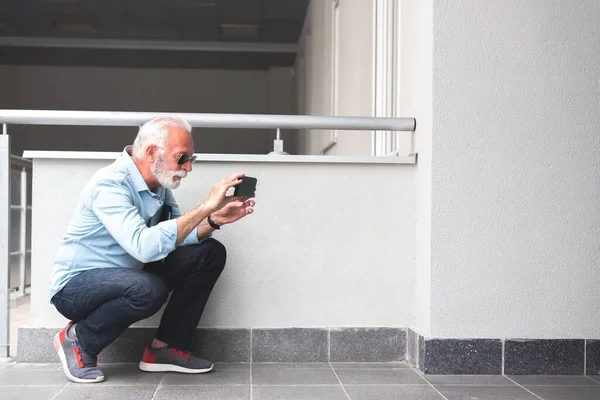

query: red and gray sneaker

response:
[53,322,105,383]
[139,345,214,374]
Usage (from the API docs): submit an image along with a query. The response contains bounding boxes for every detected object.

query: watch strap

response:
[207,214,221,230]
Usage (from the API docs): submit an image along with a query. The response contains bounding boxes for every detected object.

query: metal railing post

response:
[0,125,12,361]
[18,166,27,296]
[268,128,289,155]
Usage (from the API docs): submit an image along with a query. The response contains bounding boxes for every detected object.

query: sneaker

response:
[139,345,214,374]
[53,322,105,383]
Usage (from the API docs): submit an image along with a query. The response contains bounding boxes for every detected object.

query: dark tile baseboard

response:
[586,340,600,375]
[408,329,593,375]
[17,327,406,364]
[423,338,502,375]
[505,339,584,375]
[20,325,597,375]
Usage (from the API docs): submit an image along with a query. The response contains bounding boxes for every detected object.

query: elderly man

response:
[49,115,255,383]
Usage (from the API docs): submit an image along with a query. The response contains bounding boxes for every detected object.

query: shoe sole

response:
[53,332,105,384]
[139,361,214,374]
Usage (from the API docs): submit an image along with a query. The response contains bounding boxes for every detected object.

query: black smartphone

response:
[233,176,257,197]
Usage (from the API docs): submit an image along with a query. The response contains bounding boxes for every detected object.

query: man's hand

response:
[203,173,245,213]
[212,197,255,226]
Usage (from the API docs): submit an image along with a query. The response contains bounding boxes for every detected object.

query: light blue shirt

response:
[49,148,203,298]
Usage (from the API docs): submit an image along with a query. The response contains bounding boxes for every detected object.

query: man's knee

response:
[124,273,168,315]
[204,238,227,270]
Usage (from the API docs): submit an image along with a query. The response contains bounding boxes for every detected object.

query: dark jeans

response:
[51,238,226,356]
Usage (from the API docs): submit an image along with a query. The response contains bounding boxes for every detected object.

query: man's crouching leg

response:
[141,238,227,373]
[51,269,169,383]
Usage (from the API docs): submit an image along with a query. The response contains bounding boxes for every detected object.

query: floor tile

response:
[425,374,516,385]
[0,368,67,385]
[335,369,428,385]
[154,385,250,400]
[254,385,347,400]
[525,385,600,400]
[253,368,339,385]
[435,385,541,400]
[252,362,331,370]
[96,363,164,386]
[162,368,249,386]
[344,385,444,400]
[215,363,251,370]
[331,362,410,370]
[54,385,157,400]
[2,363,61,370]
[508,375,600,386]
[0,385,66,400]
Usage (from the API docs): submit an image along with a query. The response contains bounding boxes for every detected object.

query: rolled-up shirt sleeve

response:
[91,180,178,263]
[164,188,207,246]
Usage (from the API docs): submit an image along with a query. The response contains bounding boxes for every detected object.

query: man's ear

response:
[145,144,159,162]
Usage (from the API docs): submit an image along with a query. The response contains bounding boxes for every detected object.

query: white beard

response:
[151,152,187,189]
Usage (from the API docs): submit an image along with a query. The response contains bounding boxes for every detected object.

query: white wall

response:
[0,65,296,156]
[429,0,600,338]
[29,155,415,329]
[400,0,433,336]
[296,0,375,156]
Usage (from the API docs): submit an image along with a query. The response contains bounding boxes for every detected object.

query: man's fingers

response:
[229,172,245,183]
[223,195,236,205]
[223,195,246,205]
[224,179,242,189]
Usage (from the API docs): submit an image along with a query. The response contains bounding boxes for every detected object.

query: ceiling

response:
[0,0,309,70]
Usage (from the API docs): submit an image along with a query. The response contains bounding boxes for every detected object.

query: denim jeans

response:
[51,238,227,356]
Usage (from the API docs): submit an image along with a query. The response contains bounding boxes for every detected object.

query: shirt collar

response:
[121,145,152,193]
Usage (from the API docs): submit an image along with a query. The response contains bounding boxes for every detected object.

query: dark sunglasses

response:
[174,153,197,165]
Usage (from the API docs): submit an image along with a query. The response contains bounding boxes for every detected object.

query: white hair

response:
[131,115,192,159]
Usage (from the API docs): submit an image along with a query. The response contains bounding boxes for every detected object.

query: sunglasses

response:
[174,153,197,165]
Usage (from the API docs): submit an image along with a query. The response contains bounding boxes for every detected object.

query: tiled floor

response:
[2,361,600,400]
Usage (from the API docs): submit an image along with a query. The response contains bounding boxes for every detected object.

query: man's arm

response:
[165,189,217,244]
[91,172,243,261]
[91,180,209,262]
[196,217,218,240]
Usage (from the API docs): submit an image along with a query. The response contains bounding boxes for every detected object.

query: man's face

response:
[151,126,194,190]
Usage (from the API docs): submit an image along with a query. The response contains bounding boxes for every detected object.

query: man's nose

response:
[181,161,192,172]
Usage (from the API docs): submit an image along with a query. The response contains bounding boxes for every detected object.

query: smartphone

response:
[233,176,257,197]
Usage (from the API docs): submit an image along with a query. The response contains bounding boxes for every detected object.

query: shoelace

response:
[76,341,98,367]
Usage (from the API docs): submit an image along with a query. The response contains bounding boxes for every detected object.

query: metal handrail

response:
[10,155,32,170]
[0,109,416,131]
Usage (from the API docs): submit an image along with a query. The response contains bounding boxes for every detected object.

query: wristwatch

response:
[207,214,221,230]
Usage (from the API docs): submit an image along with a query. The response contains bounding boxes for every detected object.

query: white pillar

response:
[373,0,398,156]
[0,129,12,360]
[18,167,27,296]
